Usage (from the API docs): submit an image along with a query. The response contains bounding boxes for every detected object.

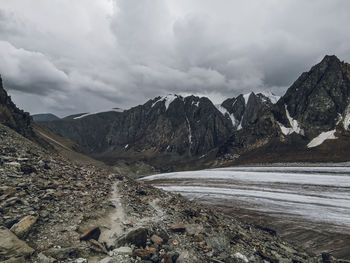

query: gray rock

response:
[115,227,148,248]
[113,246,132,256]
[44,247,80,260]
[36,252,53,263]
[98,257,115,263]
[0,226,34,261]
[10,215,38,239]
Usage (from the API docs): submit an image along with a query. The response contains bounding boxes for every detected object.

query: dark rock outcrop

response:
[220,92,277,130]
[275,55,350,138]
[42,95,234,165]
[0,75,34,138]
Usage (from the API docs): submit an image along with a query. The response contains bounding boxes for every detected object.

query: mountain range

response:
[0,55,348,173]
[33,55,350,171]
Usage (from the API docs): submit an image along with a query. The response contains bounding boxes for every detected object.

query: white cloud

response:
[0,41,69,94]
[0,0,349,116]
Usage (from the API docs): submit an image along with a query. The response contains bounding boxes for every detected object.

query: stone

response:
[88,239,108,254]
[74,258,88,263]
[1,257,26,263]
[169,223,186,232]
[0,226,34,260]
[185,224,203,236]
[151,234,163,245]
[322,252,336,263]
[80,227,101,241]
[0,186,16,196]
[205,236,230,253]
[117,227,148,248]
[36,252,55,263]
[98,257,114,263]
[10,215,38,239]
[44,247,80,260]
[113,246,132,256]
[20,163,36,174]
[133,248,153,260]
[193,234,204,242]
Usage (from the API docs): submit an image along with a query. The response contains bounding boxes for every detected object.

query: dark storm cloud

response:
[0,0,349,116]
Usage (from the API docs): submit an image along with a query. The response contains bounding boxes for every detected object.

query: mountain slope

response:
[0,75,34,138]
[274,55,350,138]
[219,55,350,165]
[41,95,235,168]
[38,55,350,168]
[32,113,60,122]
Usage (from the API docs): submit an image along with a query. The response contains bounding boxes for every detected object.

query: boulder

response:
[169,223,186,232]
[0,226,34,261]
[151,234,163,245]
[44,247,80,260]
[1,257,26,263]
[133,247,154,260]
[113,246,132,256]
[80,227,101,241]
[185,224,203,236]
[10,215,38,239]
[116,227,148,248]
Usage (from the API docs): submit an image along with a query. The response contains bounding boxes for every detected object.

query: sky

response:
[0,0,350,117]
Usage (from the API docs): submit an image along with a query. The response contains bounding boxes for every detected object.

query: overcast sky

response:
[0,0,350,116]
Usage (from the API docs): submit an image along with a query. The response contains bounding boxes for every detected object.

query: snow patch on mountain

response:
[278,105,304,135]
[243,92,252,105]
[73,108,124,120]
[152,94,182,110]
[260,91,280,104]
[185,116,193,145]
[342,104,350,131]
[307,130,337,148]
[215,104,238,127]
[191,101,200,107]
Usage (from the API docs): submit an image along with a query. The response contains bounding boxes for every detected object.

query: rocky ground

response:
[0,123,345,263]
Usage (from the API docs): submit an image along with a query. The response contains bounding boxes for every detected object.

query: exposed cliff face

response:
[218,55,350,165]
[43,95,234,165]
[275,55,350,138]
[220,92,277,130]
[39,55,350,166]
[0,75,34,139]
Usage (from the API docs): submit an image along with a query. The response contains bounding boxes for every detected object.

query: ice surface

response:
[307,130,337,148]
[142,166,350,229]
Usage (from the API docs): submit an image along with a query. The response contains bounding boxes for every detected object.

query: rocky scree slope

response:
[0,123,332,263]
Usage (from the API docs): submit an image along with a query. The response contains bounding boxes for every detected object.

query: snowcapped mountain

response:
[41,94,234,169]
[38,55,350,168]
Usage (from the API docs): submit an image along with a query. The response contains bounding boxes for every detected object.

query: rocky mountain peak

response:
[219,92,276,131]
[0,75,34,138]
[275,55,350,138]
